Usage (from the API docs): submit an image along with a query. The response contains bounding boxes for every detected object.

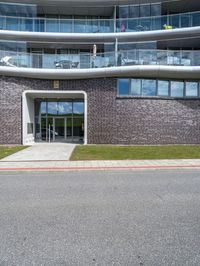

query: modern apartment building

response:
[0,0,200,145]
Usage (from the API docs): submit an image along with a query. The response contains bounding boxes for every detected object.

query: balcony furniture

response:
[0,56,15,67]
[71,62,79,68]
[163,24,173,30]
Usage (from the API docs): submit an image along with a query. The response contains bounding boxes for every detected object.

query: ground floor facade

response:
[0,76,200,145]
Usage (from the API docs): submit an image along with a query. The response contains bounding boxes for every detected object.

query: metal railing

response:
[0,10,200,33]
[0,49,199,69]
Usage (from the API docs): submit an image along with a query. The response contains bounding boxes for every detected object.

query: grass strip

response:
[70,145,200,161]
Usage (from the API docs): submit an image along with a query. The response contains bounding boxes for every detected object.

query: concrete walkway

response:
[0,158,200,171]
[1,143,76,162]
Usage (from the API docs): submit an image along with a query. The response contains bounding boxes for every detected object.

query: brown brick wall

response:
[0,76,200,144]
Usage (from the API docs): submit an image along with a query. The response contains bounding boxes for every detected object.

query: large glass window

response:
[34,99,85,143]
[0,2,36,17]
[158,80,169,96]
[151,4,161,16]
[185,82,198,97]
[118,79,130,95]
[140,4,150,17]
[119,6,129,18]
[181,14,190,28]
[129,5,139,18]
[170,81,184,97]
[142,79,156,96]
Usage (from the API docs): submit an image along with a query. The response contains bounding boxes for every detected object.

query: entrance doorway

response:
[54,117,65,141]
[22,90,87,145]
[35,99,84,143]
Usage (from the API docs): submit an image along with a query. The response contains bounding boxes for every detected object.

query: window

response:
[140,4,150,17]
[130,79,141,96]
[129,5,139,18]
[118,79,130,95]
[142,79,156,96]
[119,6,129,18]
[185,82,198,97]
[158,80,169,96]
[171,81,184,97]
[117,79,200,98]
[151,4,161,16]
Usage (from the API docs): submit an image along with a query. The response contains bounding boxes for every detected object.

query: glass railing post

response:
[115,38,118,66]
[72,18,74,33]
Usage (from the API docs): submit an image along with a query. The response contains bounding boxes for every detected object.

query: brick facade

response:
[0,76,200,144]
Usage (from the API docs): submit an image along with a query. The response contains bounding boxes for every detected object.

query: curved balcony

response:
[0,49,200,80]
[0,10,200,34]
[1,49,200,69]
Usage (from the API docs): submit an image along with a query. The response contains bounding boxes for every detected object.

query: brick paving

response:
[0,159,200,171]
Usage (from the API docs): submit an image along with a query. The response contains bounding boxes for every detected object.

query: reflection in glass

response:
[171,81,184,97]
[73,102,84,115]
[118,78,200,98]
[131,79,141,96]
[73,117,84,137]
[142,79,156,96]
[118,79,129,95]
[46,18,59,32]
[181,14,190,28]
[60,19,72,33]
[34,99,85,143]
[158,80,169,96]
[185,82,198,97]
[48,101,58,115]
[41,102,47,115]
[58,102,72,115]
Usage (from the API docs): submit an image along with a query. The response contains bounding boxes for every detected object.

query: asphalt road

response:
[0,170,200,266]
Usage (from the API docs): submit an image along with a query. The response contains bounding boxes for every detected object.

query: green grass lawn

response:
[0,145,28,160]
[70,145,200,161]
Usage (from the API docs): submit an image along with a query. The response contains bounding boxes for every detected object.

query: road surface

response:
[0,170,200,265]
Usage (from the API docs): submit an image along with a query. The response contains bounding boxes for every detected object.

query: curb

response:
[0,165,200,172]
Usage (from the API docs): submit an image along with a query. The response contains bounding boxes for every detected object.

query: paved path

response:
[0,158,200,171]
[1,143,76,162]
[0,170,200,265]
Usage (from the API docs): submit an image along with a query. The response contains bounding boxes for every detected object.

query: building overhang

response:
[1,26,200,43]
[3,0,169,7]
[2,65,200,80]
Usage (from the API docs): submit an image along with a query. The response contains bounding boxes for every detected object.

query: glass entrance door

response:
[41,116,53,141]
[35,99,84,143]
[54,117,65,141]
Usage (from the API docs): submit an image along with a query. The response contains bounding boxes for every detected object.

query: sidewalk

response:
[0,159,200,171]
[1,143,76,161]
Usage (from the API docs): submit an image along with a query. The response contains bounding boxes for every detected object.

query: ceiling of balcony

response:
[2,0,189,9]
[2,0,200,16]
[162,0,200,14]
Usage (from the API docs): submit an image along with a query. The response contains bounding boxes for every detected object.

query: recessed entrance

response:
[35,99,84,143]
[22,90,87,145]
